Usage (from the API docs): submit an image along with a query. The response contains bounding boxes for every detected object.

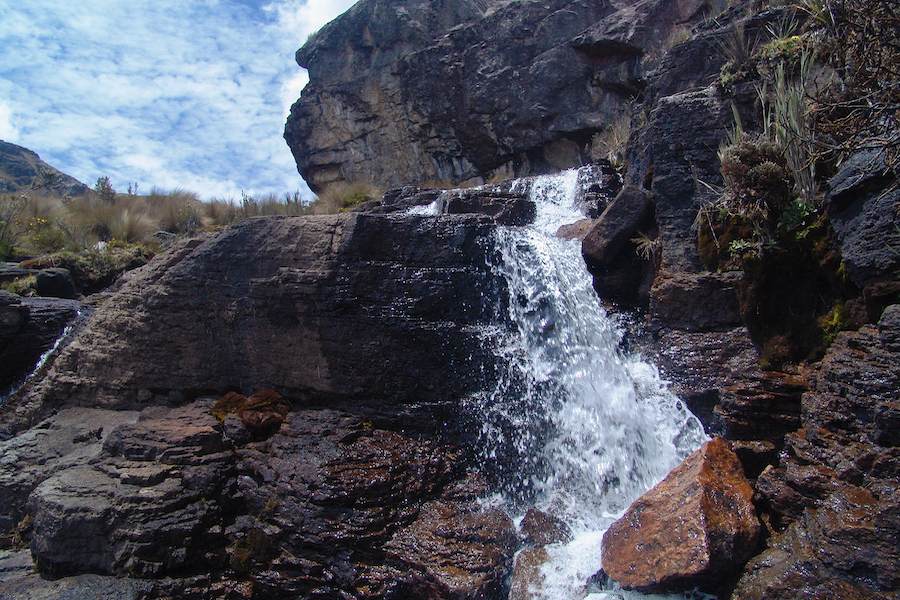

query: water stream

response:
[467,169,708,598]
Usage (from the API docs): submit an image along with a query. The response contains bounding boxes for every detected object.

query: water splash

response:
[0,310,82,404]
[470,168,707,598]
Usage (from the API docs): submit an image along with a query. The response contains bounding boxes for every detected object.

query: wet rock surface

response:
[735,305,900,598]
[601,437,761,593]
[0,213,500,434]
[0,293,81,398]
[0,213,517,598]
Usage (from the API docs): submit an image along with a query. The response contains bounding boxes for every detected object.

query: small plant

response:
[728,238,762,259]
[0,195,27,259]
[717,24,757,87]
[631,232,662,261]
[1,275,37,296]
[795,0,836,30]
[310,182,382,214]
[592,113,632,169]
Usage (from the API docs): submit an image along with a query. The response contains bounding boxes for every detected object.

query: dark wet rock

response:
[582,185,655,303]
[754,305,900,526]
[733,485,900,600]
[0,263,35,285]
[0,140,90,197]
[520,508,573,547]
[739,306,900,597]
[27,401,231,577]
[649,270,743,331]
[625,86,732,275]
[0,549,151,600]
[556,218,597,241]
[0,295,81,397]
[1,213,500,433]
[0,209,518,597]
[445,189,536,226]
[648,325,805,478]
[826,148,900,289]
[34,267,76,299]
[601,438,761,593]
[286,0,724,191]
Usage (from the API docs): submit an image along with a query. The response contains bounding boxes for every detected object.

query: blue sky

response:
[0,0,356,199]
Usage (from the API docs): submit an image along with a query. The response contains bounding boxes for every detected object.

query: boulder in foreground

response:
[601,437,761,593]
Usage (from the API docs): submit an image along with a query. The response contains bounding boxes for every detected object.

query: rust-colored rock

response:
[601,437,761,593]
[237,389,290,433]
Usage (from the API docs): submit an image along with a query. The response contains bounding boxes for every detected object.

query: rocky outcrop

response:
[0,291,81,397]
[2,214,500,431]
[734,305,900,598]
[582,185,655,303]
[0,140,89,197]
[826,147,900,302]
[601,437,761,594]
[0,211,521,597]
[285,0,727,191]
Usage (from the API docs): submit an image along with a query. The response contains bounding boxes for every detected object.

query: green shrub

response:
[719,135,793,220]
[20,243,155,294]
[1,275,37,296]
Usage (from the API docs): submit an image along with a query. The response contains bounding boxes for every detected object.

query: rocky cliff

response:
[0,141,89,197]
[285,0,725,191]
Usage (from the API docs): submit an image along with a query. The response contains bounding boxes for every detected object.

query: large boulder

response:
[826,148,900,291]
[34,267,77,299]
[601,437,761,593]
[285,0,725,191]
[582,185,655,303]
[2,213,500,432]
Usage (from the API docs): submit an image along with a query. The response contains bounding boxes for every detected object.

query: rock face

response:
[734,305,900,599]
[0,292,81,398]
[0,140,90,197]
[3,214,500,429]
[601,437,761,593]
[285,0,726,191]
[0,212,520,597]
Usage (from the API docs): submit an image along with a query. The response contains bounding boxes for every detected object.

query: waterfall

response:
[0,310,82,405]
[469,168,707,599]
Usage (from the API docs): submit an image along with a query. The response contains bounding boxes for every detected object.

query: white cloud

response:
[0,0,355,200]
[0,102,17,141]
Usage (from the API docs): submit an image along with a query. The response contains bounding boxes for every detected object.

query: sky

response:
[0,0,357,200]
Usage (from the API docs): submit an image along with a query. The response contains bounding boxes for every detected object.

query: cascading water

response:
[468,168,708,599]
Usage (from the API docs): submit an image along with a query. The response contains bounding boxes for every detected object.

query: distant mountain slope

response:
[0,140,90,197]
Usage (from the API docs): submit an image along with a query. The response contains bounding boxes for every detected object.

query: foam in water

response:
[469,168,707,599]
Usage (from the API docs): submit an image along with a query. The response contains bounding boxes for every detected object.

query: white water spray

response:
[469,168,707,598]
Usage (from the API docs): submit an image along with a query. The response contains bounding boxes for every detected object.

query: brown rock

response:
[733,485,900,599]
[556,219,597,241]
[601,437,761,593]
[237,389,290,433]
[508,546,550,600]
[519,508,572,546]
